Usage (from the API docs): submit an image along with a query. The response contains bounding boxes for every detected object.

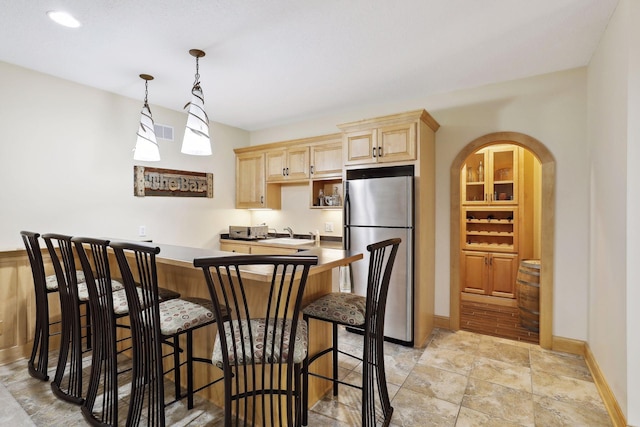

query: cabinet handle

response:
[310,165,314,174]
[378,146,383,157]
[260,195,264,205]
[372,147,377,158]
[282,168,286,176]
[286,167,289,176]
[489,256,493,266]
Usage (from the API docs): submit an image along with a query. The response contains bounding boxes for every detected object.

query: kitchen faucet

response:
[284,227,294,238]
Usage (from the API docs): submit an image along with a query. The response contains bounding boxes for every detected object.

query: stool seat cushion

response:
[45,271,86,291]
[303,292,366,326]
[212,319,308,367]
[77,279,125,302]
[158,298,215,335]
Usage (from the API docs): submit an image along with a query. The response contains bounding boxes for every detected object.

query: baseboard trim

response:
[584,343,627,427]
[0,343,30,367]
[551,336,585,356]
[433,315,450,330]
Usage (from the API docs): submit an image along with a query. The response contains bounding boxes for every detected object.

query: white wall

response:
[251,68,589,341]
[0,61,251,251]
[588,0,639,421]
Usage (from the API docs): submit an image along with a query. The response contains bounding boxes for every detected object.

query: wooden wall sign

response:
[134,166,213,198]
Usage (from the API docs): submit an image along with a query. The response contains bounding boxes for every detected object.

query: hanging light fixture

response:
[181,49,212,156]
[133,74,160,161]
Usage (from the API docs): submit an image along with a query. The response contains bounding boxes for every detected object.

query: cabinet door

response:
[286,146,310,180]
[378,122,416,163]
[310,141,342,178]
[236,152,266,208]
[461,251,489,294]
[462,151,488,204]
[220,242,252,253]
[488,253,518,298]
[265,149,287,182]
[251,245,299,255]
[488,146,518,204]
[344,130,376,165]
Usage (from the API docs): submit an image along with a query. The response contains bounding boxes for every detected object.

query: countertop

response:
[150,242,362,277]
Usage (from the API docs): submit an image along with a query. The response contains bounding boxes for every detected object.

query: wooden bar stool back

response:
[193,254,318,427]
[302,238,400,427]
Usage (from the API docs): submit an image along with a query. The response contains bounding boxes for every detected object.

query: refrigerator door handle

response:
[344,183,351,249]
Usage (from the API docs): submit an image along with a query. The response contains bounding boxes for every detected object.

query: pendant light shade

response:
[182,49,212,156]
[134,74,160,161]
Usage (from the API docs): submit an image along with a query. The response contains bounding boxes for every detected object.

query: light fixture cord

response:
[193,56,200,87]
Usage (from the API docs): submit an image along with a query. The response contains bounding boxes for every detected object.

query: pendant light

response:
[133,74,160,161]
[181,49,212,156]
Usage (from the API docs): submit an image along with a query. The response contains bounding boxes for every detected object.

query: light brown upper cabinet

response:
[309,140,343,178]
[234,133,341,209]
[265,146,310,182]
[462,145,521,205]
[235,151,281,209]
[342,122,417,166]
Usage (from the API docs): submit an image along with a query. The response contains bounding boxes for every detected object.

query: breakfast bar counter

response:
[122,243,363,411]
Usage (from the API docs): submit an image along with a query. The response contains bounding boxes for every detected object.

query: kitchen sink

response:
[263,238,315,245]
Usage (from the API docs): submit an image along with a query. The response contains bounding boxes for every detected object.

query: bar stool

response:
[301,238,400,427]
[110,241,221,426]
[41,233,93,404]
[20,231,87,381]
[193,253,318,427]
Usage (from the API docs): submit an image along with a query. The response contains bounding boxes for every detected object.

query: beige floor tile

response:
[455,406,525,427]
[532,370,607,413]
[470,356,532,393]
[533,395,612,426]
[392,387,460,427]
[418,346,477,376]
[403,364,469,405]
[461,378,535,426]
[429,329,482,353]
[529,347,592,381]
[476,339,531,367]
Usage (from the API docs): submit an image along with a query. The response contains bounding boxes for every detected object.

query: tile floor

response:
[0,327,612,426]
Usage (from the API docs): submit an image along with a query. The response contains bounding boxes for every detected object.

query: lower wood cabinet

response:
[220,241,298,255]
[461,251,518,298]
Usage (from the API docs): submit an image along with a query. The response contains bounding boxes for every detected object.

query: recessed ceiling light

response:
[47,10,81,28]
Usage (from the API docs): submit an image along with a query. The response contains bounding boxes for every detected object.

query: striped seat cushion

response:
[302,292,366,326]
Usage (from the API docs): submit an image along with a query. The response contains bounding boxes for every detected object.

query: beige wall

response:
[0,61,251,251]
[587,0,639,422]
[251,68,590,343]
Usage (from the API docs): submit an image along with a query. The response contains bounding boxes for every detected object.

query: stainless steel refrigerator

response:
[344,165,414,346]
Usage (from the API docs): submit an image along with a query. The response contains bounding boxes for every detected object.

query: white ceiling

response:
[0,0,618,131]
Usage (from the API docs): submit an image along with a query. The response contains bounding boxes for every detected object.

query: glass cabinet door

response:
[462,151,487,204]
[489,146,517,204]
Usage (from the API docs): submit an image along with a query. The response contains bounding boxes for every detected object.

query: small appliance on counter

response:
[228,225,268,240]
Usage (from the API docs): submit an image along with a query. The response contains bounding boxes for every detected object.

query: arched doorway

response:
[450,132,555,349]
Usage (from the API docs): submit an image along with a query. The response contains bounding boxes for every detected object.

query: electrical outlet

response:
[324,222,334,232]
[138,225,146,237]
